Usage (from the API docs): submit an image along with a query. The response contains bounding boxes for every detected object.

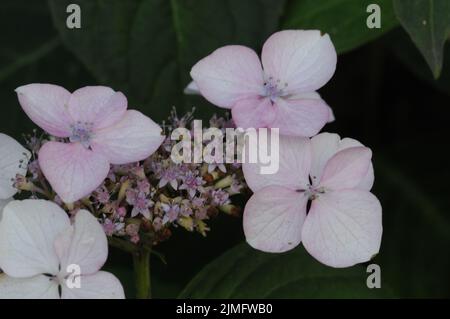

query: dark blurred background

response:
[1,0,449,298]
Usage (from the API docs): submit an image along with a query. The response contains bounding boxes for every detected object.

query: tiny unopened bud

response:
[13,174,33,191]
[219,204,240,216]
[214,175,233,189]
[196,220,210,237]
[159,193,171,204]
[178,216,194,231]
[118,179,131,202]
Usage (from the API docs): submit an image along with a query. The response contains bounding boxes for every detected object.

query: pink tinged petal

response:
[338,138,374,191]
[320,146,372,190]
[39,142,110,203]
[92,110,164,165]
[190,45,264,108]
[288,91,335,123]
[270,97,329,137]
[244,186,308,253]
[0,200,70,277]
[243,135,311,192]
[301,190,382,268]
[68,86,127,130]
[311,133,374,190]
[55,210,108,276]
[0,133,31,199]
[0,274,59,299]
[61,271,125,299]
[261,30,337,94]
[310,132,341,185]
[231,97,276,129]
[184,81,200,95]
[15,84,72,137]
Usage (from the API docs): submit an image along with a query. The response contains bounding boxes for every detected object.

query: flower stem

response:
[132,248,152,299]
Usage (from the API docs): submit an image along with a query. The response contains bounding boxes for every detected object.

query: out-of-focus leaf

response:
[48,0,285,121]
[179,243,393,298]
[0,0,64,137]
[283,0,399,54]
[393,0,450,78]
[374,157,450,297]
[392,28,450,96]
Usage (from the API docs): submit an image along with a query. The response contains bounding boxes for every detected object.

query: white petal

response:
[261,30,337,94]
[311,133,374,190]
[0,200,70,277]
[338,138,374,190]
[0,133,30,199]
[190,45,264,108]
[0,197,12,221]
[0,274,59,299]
[242,134,311,192]
[68,86,127,130]
[244,186,308,253]
[319,146,372,190]
[61,271,125,299]
[92,110,164,165]
[15,84,72,137]
[301,190,382,268]
[55,210,108,276]
[38,141,111,203]
[184,81,200,95]
[310,133,341,184]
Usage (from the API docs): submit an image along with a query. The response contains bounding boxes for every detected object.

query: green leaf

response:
[393,0,450,78]
[179,243,392,298]
[48,0,285,121]
[283,0,399,54]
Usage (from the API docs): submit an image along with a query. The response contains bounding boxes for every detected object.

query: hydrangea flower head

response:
[0,199,124,299]
[189,30,337,137]
[242,132,382,268]
[16,84,165,203]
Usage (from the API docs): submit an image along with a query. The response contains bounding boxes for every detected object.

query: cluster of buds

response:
[15,110,248,247]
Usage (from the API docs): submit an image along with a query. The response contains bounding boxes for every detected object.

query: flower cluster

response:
[16,109,247,246]
[0,29,383,299]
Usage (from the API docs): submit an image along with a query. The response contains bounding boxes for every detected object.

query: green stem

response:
[132,248,152,299]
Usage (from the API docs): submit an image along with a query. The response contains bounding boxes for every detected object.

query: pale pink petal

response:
[319,146,372,190]
[0,133,30,199]
[311,133,374,190]
[55,210,108,276]
[270,97,329,137]
[0,274,59,299]
[68,86,127,130]
[338,138,374,191]
[190,45,264,108]
[61,271,125,299]
[0,200,70,277]
[261,30,337,94]
[39,142,110,203]
[184,81,200,95]
[287,91,335,123]
[310,132,341,185]
[231,97,276,129]
[92,110,164,165]
[15,84,72,137]
[244,186,308,253]
[301,189,382,268]
[242,134,311,192]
